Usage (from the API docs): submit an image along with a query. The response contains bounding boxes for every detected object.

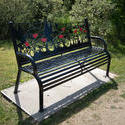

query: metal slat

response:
[42,57,108,86]
[40,52,108,80]
[38,51,107,78]
[43,57,109,87]
[43,61,108,91]
[20,67,33,74]
[37,51,106,76]
[41,54,108,83]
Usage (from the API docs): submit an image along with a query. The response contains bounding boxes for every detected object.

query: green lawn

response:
[0,40,125,125]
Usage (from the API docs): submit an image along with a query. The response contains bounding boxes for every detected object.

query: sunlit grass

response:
[0,41,32,90]
[0,41,33,125]
[120,93,125,99]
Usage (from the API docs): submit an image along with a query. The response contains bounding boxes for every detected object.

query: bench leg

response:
[39,84,44,112]
[106,60,110,77]
[14,69,21,94]
[35,77,44,112]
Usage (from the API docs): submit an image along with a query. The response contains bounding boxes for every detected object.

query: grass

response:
[0,40,125,125]
[120,93,125,99]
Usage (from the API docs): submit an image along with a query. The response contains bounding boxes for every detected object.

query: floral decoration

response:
[25,41,30,47]
[79,27,83,32]
[41,38,47,42]
[74,29,77,34]
[59,35,64,39]
[61,27,66,32]
[84,30,87,33]
[33,33,38,39]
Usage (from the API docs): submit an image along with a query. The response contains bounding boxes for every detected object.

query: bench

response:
[9,18,111,112]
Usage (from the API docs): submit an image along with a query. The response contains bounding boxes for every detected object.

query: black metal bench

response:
[9,18,111,112]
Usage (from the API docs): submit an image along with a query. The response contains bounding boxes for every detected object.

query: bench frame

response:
[9,18,111,112]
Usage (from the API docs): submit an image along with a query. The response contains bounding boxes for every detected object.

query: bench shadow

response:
[15,72,118,125]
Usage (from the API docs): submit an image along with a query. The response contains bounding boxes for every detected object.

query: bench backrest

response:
[9,18,91,65]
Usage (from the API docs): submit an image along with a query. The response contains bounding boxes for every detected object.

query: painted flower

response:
[33,33,38,39]
[61,27,66,32]
[74,29,77,34]
[79,27,83,32]
[59,35,64,39]
[41,38,47,42]
[25,41,30,47]
[84,30,87,33]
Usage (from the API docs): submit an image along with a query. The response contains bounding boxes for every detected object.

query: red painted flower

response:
[41,38,47,42]
[59,35,64,39]
[61,27,66,32]
[25,41,30,47]
[33,33,38,39]
[74,29,77,34]
[84,30,87,33]
[79,27,83,32]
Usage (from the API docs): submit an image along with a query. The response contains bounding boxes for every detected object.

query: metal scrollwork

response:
[17,21,88,59]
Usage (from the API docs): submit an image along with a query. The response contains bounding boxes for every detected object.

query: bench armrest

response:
[16,52,37,74]
[90,36,107,50]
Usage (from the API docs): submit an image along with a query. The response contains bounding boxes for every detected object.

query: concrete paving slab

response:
[1,68,116,122]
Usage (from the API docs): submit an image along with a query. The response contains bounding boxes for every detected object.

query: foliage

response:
[0,0,32,40]
[62,0,76,10]
[0,0,63,40]
[30,0,63,21]
[109,0,125,45]
[70,0,114,38]
[0,0,124,47]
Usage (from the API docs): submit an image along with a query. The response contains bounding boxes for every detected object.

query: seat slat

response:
[43,60,108,91]
[22,47,105,75]
[39,52,108,80]
[42,56,109,86]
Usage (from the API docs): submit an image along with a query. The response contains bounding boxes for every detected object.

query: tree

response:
[62,0,76,10]
[110,0,125,44]
[70,0,114,38]
[0,0,63,40]
[0,0,33,40]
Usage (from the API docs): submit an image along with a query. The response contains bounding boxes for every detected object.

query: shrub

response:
[70,0,114,38]
[0,0,33,40]
[0,0,63,40]
[109,0,125,45]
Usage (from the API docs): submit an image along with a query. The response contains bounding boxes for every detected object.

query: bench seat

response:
[20,47,109,92]
[21,47,103,73]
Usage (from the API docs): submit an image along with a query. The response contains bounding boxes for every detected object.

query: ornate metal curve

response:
[15,21,88,60]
